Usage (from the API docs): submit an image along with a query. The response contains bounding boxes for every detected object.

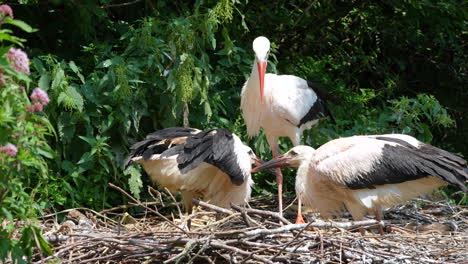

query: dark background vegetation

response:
[7,0,468,214]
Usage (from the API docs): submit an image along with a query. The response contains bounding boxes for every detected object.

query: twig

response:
[109,183,187,234]
[40,207,117,225]
[192,199,234,215]
[231,203,292,225]
[209,240,275,264]
[163,239,197,264]
[240,219,378,237]
[272,221,314,260]
[148,185,165,207]
[164,187,183,220]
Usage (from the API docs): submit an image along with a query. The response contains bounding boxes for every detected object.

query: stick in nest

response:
[109,183,188,234]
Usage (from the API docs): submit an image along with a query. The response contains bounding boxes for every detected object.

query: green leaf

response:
[3,18,36,33]
[98,159,110,173]
[65,86,84,112]
[32,58,46,74]
[38,74,51,91]
[204,101,212,119]
[1,208,13,223]
[33,226,53,256]
[125,167,143,200]
[51,68,64,90]
[69,61,85,84]
[78,136,96,146]
[0,46,10,56]
[37,147,54,159]
[57,92,68,106]
[77,152,93,165]
[0,33,25,45]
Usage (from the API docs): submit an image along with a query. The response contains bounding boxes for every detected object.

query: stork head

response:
[252,36,270,104]
[252,145,315,172]
[244,146,279,176]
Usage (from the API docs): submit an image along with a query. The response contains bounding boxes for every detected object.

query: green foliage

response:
[125,167,143,200]
[0,9,52,263]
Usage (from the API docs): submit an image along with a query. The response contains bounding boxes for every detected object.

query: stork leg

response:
[271,147,284,218]
[374,208,384,235]
[182,192,194,230]
[295,193,305,224]
[187,204,193,230]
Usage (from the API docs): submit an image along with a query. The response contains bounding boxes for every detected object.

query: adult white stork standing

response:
[124,127,260,218]
[241,36,335,216]
[253,134,468,232]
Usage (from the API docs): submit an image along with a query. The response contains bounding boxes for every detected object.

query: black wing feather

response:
[307,81,341,104]
[346,137,467,191]
[298,81,336,127]
[171,128,246,185]
[124,127,200,169]
[126,127,248,185]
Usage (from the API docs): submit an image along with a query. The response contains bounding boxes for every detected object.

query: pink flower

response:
[26,105,35,112]
[0,143,17,157]
[7,48,29,74]
[26,102,45,113]
[34,102,43,111]
[0,5,13,19]
[30,88,49,105]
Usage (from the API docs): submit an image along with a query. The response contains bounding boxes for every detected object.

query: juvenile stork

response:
[253,134,468,232]
[124,127,259,215]
[241,36,334,216]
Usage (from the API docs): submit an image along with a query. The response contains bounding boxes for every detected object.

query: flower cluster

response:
[26,88,49,112]
[7,48,30,74]
[0,143,17,157]
[0,4,13,19]
[30,87,49,105]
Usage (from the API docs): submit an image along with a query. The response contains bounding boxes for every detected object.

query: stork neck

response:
[295,155,314,195]
[246,59,261,96]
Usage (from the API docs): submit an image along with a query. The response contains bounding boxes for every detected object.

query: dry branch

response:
[192,199,234,215]
[32,192,467,263]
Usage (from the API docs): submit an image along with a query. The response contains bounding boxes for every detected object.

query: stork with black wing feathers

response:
[125,127,265,217]
[241,36,336,217]
[253,134,468,233]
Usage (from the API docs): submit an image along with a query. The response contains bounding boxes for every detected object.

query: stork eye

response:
[289,150,298,156]
[248,150,254,155]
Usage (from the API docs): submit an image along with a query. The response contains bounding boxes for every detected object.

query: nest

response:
[32,184,467,263]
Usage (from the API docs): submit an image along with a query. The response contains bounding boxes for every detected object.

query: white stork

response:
[241,36,334,216]
[124,127,260,216]
[253,134,468,232]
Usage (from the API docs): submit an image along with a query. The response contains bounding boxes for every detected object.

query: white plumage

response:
[125,127,256,213]
[241,36,333,216]
[253,134,468,231]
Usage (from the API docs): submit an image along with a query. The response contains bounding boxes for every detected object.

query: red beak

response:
[257,61,267,104]
[252,155,291,173]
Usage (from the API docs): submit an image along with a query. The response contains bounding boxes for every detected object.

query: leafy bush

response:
[0,4,52,262]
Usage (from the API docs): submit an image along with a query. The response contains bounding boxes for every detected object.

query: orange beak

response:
[257,61,267,104]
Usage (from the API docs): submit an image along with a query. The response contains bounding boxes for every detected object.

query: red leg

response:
[374,209,384,235]
[276,167,283,217]
[295,193,305,224]
[271,148,283,218]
